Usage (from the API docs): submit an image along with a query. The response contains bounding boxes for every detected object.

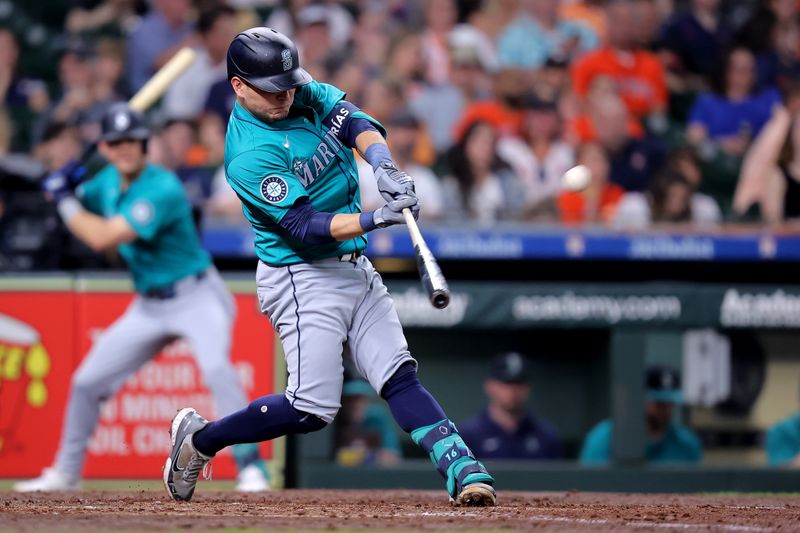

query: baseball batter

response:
[164,28,496,506]
[14,103,269,493]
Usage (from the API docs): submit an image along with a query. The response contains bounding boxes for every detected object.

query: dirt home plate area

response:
[2,490,799,532]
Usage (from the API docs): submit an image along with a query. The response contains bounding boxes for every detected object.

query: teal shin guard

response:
[411,419,494,498]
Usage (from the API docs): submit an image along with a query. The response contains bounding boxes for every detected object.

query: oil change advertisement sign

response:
[0,288,274,479]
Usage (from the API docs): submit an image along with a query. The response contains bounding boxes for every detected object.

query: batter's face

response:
[99,138,147,177]
[231,77,296,122]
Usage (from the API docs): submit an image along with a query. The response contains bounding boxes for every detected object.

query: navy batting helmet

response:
[226,27,312,93]
[100,103,149,142]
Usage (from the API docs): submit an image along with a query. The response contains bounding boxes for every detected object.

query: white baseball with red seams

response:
[562,165,592,192]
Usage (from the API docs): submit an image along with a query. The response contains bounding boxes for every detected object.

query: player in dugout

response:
[14,103,269,493]
[580,365,702,464]
[162,27,496,507]
[459,352,562,460]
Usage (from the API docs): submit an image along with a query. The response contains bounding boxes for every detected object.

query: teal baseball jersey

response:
[224,80,385,265]
[766,412,800,465]
[78,163,211,293]
[579,419,702,464]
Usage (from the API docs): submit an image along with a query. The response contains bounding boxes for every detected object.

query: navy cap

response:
[646,365,683,404]
[489,352,530,383]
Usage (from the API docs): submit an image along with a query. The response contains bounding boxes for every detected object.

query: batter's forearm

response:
[355,130,387,157]
[66,210,118,251]
[330,213,370,241]
[57,198,136,252]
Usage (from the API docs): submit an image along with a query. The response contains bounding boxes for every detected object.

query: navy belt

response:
[144,270,207,300]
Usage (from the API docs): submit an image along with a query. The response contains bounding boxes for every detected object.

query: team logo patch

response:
[130,200,154,224]
[113,111,130,131]
[282,49,292,71]
[260,175,289,204]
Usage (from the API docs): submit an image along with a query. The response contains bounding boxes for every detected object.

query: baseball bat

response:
[75,47,197,165]
[402,208,450,309]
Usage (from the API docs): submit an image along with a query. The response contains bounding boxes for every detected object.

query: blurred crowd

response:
[3,0,800,236]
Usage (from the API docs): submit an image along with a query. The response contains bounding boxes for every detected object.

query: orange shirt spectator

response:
[571,48,667,119]
[568,114,644,144]
[558,184,625,224]
[560,1,608,44]
[452,101,524,142]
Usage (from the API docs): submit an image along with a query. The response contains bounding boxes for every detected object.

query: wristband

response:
[57,196,83,224]
[364,143,394,171]
[359,211,378,232]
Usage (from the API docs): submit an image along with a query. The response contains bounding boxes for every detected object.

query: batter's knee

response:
[71,369,113,401]
[381,361,419,399]
[294,408,328,433]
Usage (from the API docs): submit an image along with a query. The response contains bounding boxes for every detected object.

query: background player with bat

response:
[163,27,496,507]
[14,51,269,494]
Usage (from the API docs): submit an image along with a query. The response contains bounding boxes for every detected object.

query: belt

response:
[337,250,363,263]
[143,270,207,300]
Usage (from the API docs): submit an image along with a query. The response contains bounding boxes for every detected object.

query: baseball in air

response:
[562,165,591,192]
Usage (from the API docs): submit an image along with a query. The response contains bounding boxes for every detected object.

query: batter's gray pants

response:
[54,268,248,477]
[256,255,415,424]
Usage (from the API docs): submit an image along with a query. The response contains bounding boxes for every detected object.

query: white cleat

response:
[163,407,212,502]
[235,463,271,492]
[454,482,497,507]
[13,467,80,492]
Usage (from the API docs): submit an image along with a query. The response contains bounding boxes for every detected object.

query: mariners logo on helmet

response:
[114,111,131,131]
[261,175,288,204]
[282,49,292,71]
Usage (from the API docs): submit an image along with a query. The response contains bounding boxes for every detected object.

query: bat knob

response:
[431,290,450,309]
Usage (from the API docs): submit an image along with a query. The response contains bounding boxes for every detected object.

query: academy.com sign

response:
[392,288,469,327]
[512,292,682,324]
[720,289,800,327]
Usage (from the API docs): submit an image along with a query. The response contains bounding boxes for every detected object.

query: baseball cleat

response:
[13,467,80,492]
[163,407,213,502]
[454,481,496,507]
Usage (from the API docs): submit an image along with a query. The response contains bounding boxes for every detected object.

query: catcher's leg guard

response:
[411,419,496,506]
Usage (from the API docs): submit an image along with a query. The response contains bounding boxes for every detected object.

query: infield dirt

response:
[1,489,798,532]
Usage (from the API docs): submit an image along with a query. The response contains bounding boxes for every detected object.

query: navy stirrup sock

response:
[192,394,325,456]
[381,362,447,432]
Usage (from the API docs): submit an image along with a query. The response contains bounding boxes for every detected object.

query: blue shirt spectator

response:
[459,352,562,460]
[688,88,782,141]
[766,413,800,466]
[126,0,194,93]
[608,136,667,192]
[203,78,236,124]
[657,1,731,79]
[497,9,597,70]
[579,365,702,465]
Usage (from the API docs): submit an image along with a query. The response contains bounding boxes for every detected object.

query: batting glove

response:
[375,161,416,203]
[41,160,87,202]
[373,194,420,228]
